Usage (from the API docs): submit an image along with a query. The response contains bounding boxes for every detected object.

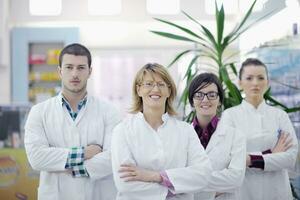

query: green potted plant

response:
[150,0,300,122]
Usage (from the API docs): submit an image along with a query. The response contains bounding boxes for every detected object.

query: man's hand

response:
[84,144,102,160]
[272,132,293,153]
[118,164,162,183]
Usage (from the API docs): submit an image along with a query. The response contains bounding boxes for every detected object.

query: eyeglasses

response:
[140,82,169,89]
[193,91,219,101]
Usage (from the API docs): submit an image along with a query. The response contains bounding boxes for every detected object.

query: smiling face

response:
[239,65,269,103]
[136,71,170,112]
[193,83,220,118]
[58,54,92,95]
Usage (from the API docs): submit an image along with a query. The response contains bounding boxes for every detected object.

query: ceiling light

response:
[29,0,61,16]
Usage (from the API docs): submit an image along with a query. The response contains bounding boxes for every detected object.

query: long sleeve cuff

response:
[262,149,272,154]
[65,147,89,177]
[249,155,265,169]
[71,165,89,178]
[65,147,85,168]
[160,171,175,197]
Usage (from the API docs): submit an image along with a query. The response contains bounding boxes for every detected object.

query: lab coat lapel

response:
[56,95,80,146]
[74,102,87,126]
[55,95,65,125]
[74,95,89,126]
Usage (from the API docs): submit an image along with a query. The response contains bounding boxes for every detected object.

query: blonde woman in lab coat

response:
[111,63,212,200]
[25,43,121,200]
[187,73,246,200]
[220,58,298,200]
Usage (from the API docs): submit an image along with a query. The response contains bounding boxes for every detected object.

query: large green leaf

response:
[150,31,201,43]
[264,90,288,109]
[199,25,219,53]
[153,18,205,41]
[183,55,201,79]
[229,9,278,44]
[184,110,196,123]
[224,0,257,43]
[220,66,242,104]
[182,10,203,29]
[178,86,189,107]
[216,2,225,46]
[150,30,217,55]
[182,10,219,55]
[223,62,238,76]
[167,49,197,67]
[285,107,300,113]
[178,68,197,108]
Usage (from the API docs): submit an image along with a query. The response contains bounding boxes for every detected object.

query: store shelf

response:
[11,27,79,104]
[27,43,62,104]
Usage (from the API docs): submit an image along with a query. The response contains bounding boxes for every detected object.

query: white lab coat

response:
[24,94,121,200]
[111,112,212,200]
[194,124,246,200]
[220,100,298,200]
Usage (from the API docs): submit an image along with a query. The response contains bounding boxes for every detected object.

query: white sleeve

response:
[219,109,235,128]
[204,128,246,192]
[263,112,298,171]
[24,105,69,172]
[85,104,121,180]
[166,125,212,194]
[111,122,167,194]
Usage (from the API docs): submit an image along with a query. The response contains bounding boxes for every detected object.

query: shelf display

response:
[28,43,63,103]
[11,27,79,104]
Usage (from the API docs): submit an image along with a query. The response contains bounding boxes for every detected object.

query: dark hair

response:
[59,43,92,68]
[239,58,268,80]
[188,73,224,107]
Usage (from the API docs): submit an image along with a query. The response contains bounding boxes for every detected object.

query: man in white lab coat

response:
[24,43,121,200]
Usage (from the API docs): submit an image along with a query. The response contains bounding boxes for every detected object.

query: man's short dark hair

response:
[239,58,268,80]
[59,43,92,67]
[188,72,224,107]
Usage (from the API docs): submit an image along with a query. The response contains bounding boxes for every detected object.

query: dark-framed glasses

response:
[140,82,169,89]
[193,91,219,101]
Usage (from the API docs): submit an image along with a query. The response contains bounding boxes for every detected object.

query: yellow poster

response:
[0,149,39,200]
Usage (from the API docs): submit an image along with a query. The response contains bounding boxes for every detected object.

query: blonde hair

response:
[130,63,177,115]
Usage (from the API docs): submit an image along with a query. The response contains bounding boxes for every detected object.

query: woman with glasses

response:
[220,58,298,200]
[188,73,246,200]
[111,63,212,200]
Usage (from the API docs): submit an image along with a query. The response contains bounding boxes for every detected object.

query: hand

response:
[272,132,293,153]
[84,144,102,160]
[118,164,162,183]
[246,155,252,167]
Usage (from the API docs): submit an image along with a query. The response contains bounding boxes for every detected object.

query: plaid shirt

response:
[62,95,87,121]
[62,95,89,177]
[192,116,219,149]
